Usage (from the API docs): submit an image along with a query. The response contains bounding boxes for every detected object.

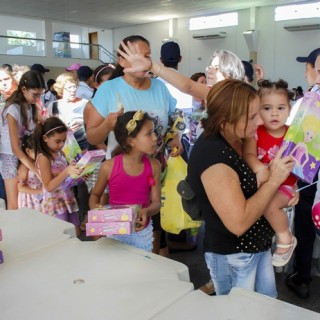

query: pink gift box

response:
[86,222,134,236]
[64,149,106,188]
[88,204,139,223]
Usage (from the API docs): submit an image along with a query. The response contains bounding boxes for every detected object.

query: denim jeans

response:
[205,250,277,298]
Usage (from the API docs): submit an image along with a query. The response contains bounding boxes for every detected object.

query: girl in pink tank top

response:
[89,111,161,251]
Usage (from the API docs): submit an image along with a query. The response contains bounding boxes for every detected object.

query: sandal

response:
[272,235,297,267]
[198,280,216,296]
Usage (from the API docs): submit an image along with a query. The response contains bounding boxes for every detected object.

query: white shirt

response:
[0,103,35,154]
[158,69,193,111]
[76,81,94,100]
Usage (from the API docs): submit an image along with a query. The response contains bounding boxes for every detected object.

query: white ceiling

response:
[0,0,312,29]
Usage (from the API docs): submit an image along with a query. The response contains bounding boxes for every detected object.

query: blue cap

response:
[296,48,320,65]
[161,41,181,63]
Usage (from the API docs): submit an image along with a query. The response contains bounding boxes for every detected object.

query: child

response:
[33,117,83,236]
[18,134,42,212]
[243,79,297,267]
[0,70,46,209]
[89,111,161,251]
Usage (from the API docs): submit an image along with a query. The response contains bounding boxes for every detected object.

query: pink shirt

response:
[108,154,154,208]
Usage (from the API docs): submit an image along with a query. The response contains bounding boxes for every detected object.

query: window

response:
[189,12,238,31]
[7,30,36,46]
[70,34,80,49]
[275,2,320,21]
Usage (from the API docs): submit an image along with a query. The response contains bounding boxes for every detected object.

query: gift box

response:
[62,130,82,163]
[63,149,106,188]
[281,90,320,183]
[86,221,134,236]
[183,111,204,144]
[88,204,139,223]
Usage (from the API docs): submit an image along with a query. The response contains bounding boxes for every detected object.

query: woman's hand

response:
[256,166,270,187]
[169,135,184,157]
[268,145,295,186]
[117,41,152,73]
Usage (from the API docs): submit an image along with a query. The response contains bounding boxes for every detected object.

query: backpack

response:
[177,177,202,221]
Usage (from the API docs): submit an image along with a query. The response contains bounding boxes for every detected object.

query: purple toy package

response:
[281,90,320,183]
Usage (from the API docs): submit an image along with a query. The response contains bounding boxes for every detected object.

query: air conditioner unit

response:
[192,32,226,40]
[284,23,320,31]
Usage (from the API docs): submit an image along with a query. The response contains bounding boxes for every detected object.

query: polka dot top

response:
[188,133,274,254]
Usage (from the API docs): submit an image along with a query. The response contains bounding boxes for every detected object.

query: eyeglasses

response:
[206,65,219,72]
[64,85,77,92]
[27,89,42,99]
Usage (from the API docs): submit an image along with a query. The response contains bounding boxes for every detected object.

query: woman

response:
[85,35,183,256]
[117,45,298,296]
[188,79,296,296]
[48,72,88,151]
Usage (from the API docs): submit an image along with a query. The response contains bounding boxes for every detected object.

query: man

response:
[286,48,320,299]
[159,41,193,111]
[30,63,50,75]
[76,66,94,100]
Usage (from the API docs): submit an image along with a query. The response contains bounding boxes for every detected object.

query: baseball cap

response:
[77,66,93,81]
[65,63,82,71]
[242,61,254,82]
[161,41,181,63]
[296,48,320,65]
[31,63,50,73]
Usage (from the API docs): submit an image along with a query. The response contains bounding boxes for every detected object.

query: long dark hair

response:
[2,70,46,130]
[33,117,68,160]
[110,35,150,80]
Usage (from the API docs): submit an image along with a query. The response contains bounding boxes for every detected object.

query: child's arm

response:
[136,158,161,231]
[17,164,42,195]
[89,160,113,209]
[243,137,269,187]
[38,154,83,192]
[8,115,36,173]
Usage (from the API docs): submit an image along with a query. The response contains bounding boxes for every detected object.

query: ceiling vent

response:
[192,32,226,40]
[284,23,320,31]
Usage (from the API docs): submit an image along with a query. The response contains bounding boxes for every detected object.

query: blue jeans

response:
[205,250,277,297]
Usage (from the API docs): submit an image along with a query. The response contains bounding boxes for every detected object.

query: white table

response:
[153,287,320,320]
[0,208,192,320]
[1,208,319,320]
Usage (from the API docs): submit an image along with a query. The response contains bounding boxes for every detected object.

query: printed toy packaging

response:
[88,204,139,223]
[62,130,82,163]
[183,111,204,144]
[86,221,135,236]
[281,90,320,183]
[63,149,106,188]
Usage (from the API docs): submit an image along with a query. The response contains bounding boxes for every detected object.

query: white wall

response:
[113,6,320,91]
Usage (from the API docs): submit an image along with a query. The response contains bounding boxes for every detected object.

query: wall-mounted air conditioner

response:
[192,32,226,40]
[284,23,320,31]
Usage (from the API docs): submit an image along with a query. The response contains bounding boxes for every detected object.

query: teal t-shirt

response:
[92,76,177,158]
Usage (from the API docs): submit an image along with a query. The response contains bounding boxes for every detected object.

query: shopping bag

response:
[161,155,202,234]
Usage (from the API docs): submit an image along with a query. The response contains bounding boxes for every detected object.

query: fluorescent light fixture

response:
[189,12,238,31]
[275,2,320,21]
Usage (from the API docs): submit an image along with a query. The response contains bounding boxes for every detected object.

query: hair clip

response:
[126,110,144,135]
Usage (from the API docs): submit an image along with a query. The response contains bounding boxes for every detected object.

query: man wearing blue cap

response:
[159,41,193,111]
[286,48,320,299]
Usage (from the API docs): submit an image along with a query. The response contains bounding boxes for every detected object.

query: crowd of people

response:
[1,36,320,301]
